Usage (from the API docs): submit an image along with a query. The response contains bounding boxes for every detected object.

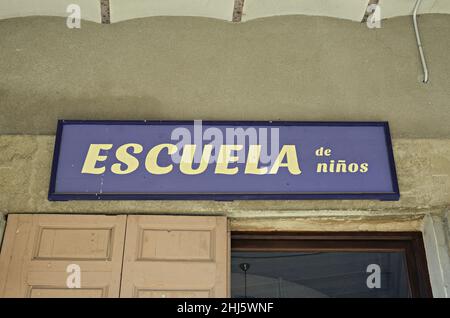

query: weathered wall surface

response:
[0,15,449,138]
[0,135,448,218]
[0,14,449,297]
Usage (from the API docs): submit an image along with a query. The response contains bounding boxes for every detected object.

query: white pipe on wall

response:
[413,0,429,83]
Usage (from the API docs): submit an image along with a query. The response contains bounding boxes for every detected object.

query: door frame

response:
[231,231,433,298]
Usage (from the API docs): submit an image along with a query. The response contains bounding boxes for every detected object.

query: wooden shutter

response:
[0,214,126,298]
[120,215,228,298]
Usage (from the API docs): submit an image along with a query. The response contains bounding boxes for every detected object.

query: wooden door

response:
[0,214,126,298]
[120,215,228,298]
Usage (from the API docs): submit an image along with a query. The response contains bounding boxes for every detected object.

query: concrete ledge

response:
[229,215,425,232]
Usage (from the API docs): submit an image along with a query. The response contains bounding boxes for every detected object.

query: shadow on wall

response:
[0,15,449,137]
[0,89,165,134]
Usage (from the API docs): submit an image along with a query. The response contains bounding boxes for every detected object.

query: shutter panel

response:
[120,215,228,298]
[0,214,126,298]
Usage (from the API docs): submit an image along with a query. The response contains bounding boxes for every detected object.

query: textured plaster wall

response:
[0,136,448,219]
[0,15,449,138]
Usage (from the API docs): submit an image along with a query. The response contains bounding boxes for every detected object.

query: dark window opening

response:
[231,232,432,298]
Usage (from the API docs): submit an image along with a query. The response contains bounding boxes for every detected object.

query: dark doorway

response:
[231,232,432,298]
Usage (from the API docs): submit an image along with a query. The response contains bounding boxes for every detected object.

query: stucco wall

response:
[0,15,449,138]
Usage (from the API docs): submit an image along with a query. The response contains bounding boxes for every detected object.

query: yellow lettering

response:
[215,145,242,175]
[111,143,143,175]
[269,145,301,175]
[360,163,369,173]
[180,144,213,175]
[245,145,268,175]
[81,144,113,174]
[145,143,177,174]
[316,162,328,173]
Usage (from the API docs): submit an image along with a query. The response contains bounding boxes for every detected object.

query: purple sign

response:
[48,121,399,201]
